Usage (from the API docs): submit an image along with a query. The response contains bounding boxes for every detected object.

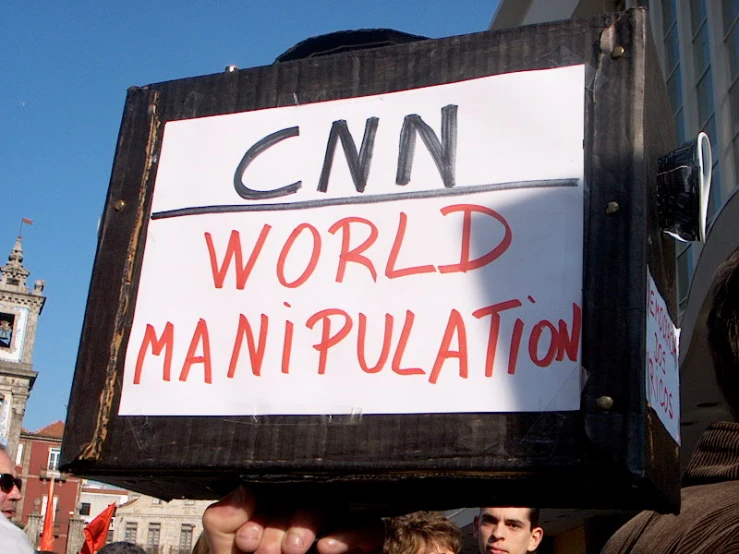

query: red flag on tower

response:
[18,217,33,238]
[79,503,117,554]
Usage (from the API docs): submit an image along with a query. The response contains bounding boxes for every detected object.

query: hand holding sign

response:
[203,487,383,554]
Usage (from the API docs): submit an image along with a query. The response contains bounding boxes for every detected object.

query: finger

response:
[203,486,257,554]
[235,510,272,553]
[316,521,384,554]
[253,513,291,554]
[235,519,266,553]
[282,506,328,554]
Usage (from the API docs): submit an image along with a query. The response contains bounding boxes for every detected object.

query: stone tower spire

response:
[1,236,32,292]
[0,236,45,461]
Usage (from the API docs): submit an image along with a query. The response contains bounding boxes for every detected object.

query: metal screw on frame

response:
[596,396,615,411]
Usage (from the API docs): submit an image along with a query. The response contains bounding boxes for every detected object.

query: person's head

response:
[97,542,148,554]
[191,531,210,554]
[473,507,543,554]
[708,247,739,420]
[0,445,22,520]
[384,511,461,554]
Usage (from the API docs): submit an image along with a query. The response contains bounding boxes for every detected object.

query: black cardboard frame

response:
[62,9,679,513]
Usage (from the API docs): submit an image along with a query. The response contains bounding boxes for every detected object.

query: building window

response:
[691,0,722,220]
[0,313,15,349]
[179,524,194,554]
[15,443,23,466]
[662,0,686,142]
[79,503,91,516]
[146,523,161,553]
[41,495,59,525]
[151,498,162,505]
[47,448,60,471]
[107,529,114,544]
[124,522,138,543]
[724,0,739,176]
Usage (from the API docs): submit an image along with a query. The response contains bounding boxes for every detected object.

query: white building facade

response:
[113,495,211,554]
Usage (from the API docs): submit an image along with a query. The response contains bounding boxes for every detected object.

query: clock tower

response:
[0,237,45,460]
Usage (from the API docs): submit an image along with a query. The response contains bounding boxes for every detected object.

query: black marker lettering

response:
[396,104,457,188]
[234,126,302,200]
[318,117,379,193]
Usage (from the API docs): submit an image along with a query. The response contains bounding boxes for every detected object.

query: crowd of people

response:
[3,251,739,554]
[97,506,541,554]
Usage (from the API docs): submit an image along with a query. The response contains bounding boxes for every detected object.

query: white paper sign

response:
[119,65,585,416]
[646,270,681,444]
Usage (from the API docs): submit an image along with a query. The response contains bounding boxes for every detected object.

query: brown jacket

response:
[601,421,739,553]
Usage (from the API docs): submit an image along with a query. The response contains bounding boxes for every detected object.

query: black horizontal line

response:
[151,178,579,220]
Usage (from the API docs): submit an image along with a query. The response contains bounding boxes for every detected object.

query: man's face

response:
[0,450,21,519]
[473,507,543,554]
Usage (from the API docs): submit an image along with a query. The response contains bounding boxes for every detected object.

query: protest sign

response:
[646,271,680,444]
[63,10,681,512]
[120,67,584,417]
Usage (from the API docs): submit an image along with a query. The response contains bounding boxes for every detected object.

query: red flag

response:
[21,218,33,225]
[79,503,117,554]
[38,477,56,551]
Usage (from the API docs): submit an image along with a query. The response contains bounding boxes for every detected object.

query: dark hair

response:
[384,511,461,554]
[97,542,147,554]
[477,508,541,530]
[275,29,428,63]
[528,508,540,529]
[191,531,210,554]
[707,247,739,419]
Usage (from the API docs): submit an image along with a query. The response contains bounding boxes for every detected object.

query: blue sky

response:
[2,1,498,431]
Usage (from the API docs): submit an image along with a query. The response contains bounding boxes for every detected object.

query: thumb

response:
[203,486,257,554]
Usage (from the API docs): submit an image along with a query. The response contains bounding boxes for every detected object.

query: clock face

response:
[0,306,28,363]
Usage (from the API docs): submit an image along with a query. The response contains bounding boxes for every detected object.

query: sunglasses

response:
[0,474,21,493]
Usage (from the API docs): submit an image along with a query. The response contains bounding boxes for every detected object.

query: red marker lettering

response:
[277,223,321,288]
[429,309,468,384]
[528,320,557,367]
[205,227,271,289]
[508,319,524,375]
[306,308,353,374]
[134,322,174,384]
[385,212,436,279]
[438,204,512,274]
[556,303,581,361]
[329,217,379,283]
[392,310,424,375]
[357,313,393,374]
[179,318,213,384]
[472,299,522,377]
[228,314,268,377]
